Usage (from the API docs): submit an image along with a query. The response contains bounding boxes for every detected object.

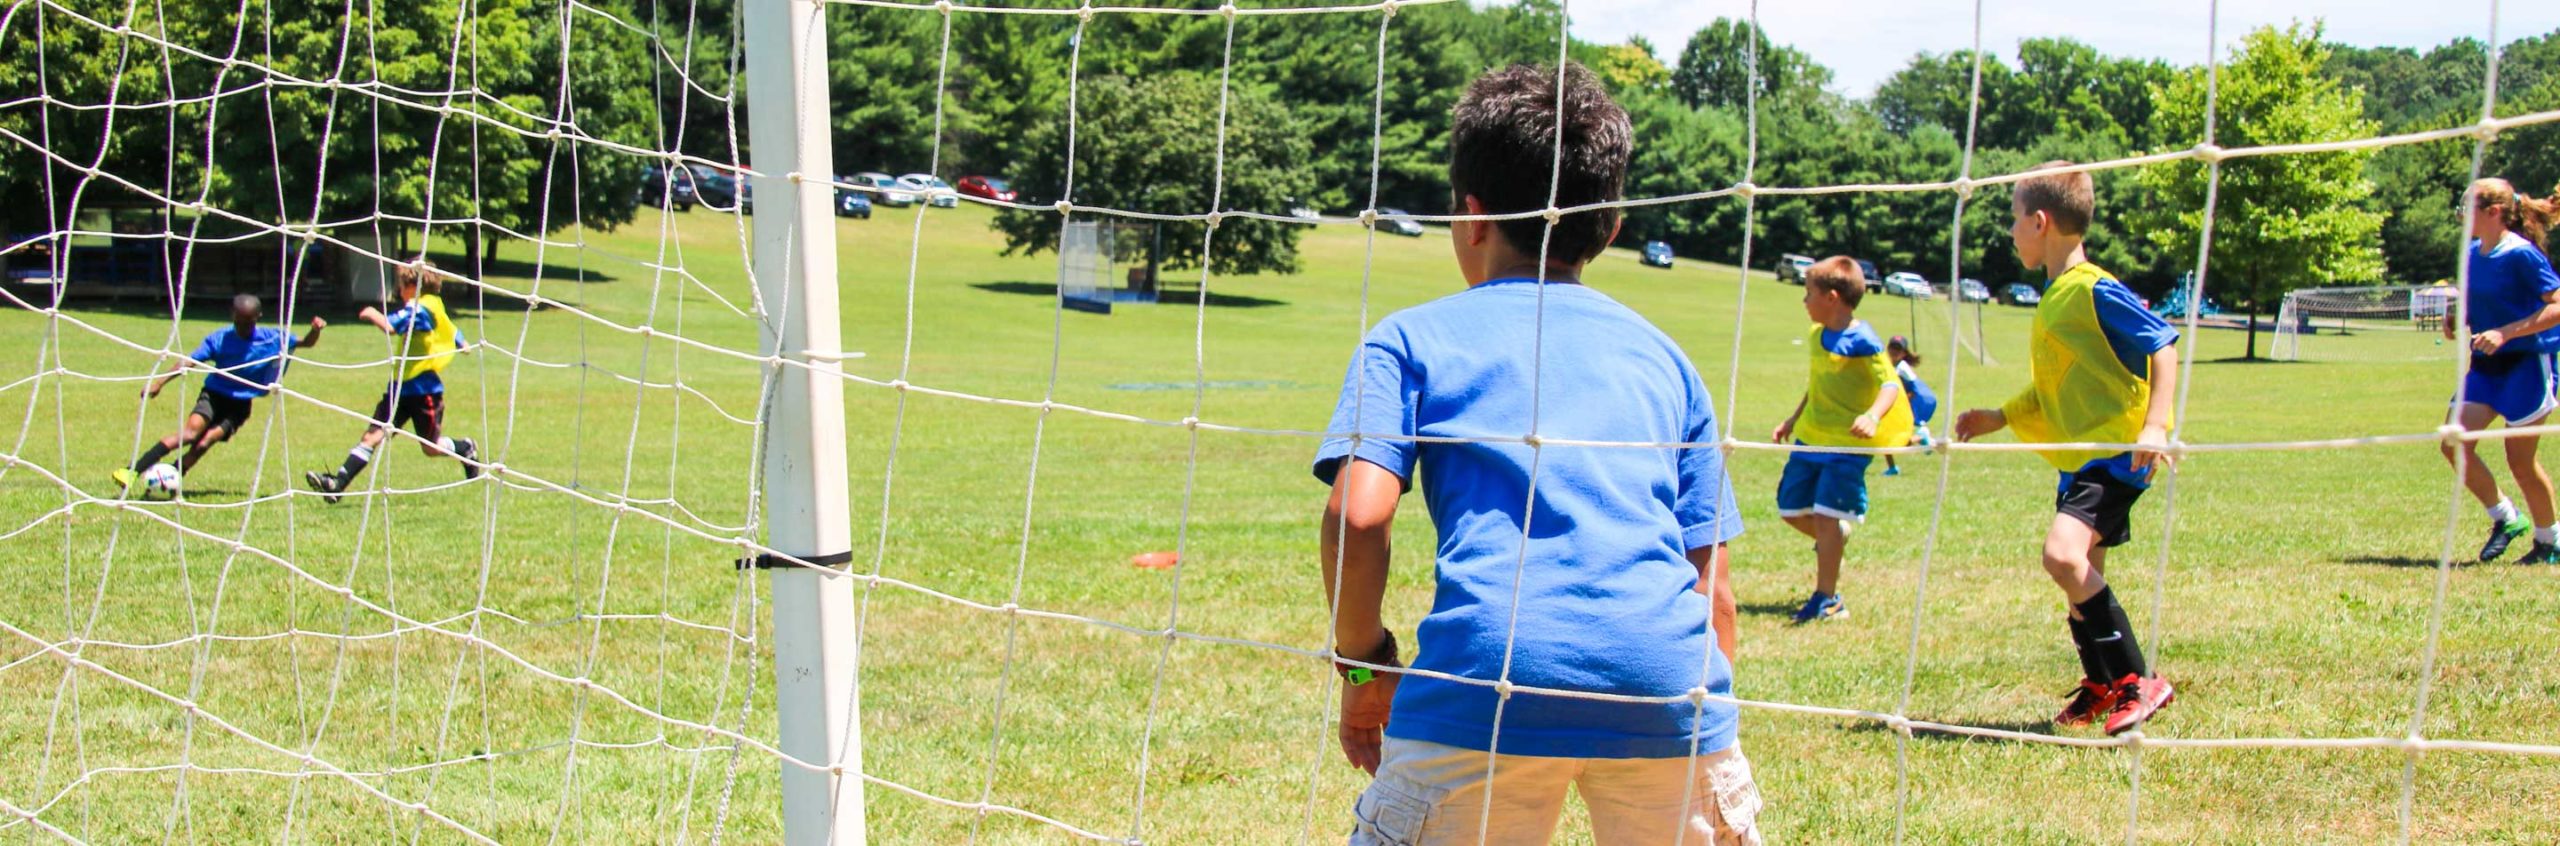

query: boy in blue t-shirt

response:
[1771,257,1912,625]
[1315,63,1761,845]
[114,294,324,493]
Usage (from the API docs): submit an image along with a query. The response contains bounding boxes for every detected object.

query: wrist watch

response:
[1334,630,1399,685]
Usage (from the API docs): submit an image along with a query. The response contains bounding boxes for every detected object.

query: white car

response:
[895,173,960,208]
[1883,272,1935,300]
[852,172,919,207]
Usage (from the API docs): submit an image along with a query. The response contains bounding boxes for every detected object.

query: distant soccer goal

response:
[1057,219,1169,314]
[2272,283,2459,361]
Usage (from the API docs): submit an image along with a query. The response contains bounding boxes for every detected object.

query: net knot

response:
[1379,0,1401,16]
[888,379,910,392]
[2437,422,2466,445]
[1540,207,1562,224]
[1951,177,1976,200]
[1077,4,1096,23]
[1053,199,1075,215]
[2473,120,2502,142]
[2191,143,2224,164]
[933,0,954,12]
[1732,181,1757,199]
[1492,679,1515,699]
[1686,686,1710,705]
[1179,415,1200,429]
[1204,211,1225,229]
[1357,208,1378,227]
[1218,3,1238,19]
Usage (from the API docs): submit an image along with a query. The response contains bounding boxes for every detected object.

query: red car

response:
[955,175,1016,203]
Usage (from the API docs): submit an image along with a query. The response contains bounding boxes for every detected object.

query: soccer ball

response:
[141,463,182,499]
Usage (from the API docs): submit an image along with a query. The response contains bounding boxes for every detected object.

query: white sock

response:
[349,445,373,462]
[2536,526,2556,545]
[435,436,456,455]
[2488,498,2518,524]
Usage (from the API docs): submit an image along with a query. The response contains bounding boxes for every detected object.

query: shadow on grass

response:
[2341,554,2464,569]
[970,280,1288,309]
[423,250,620,286]
[1738,599,1809,618]
[1848,716,2060,744]
[2200,356,2306,365]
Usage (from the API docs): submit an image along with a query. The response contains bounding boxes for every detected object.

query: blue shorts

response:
[2458,349,2560,424]
[1777,450,1872,522]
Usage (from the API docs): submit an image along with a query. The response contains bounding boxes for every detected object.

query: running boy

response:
[2438,177,2560,564]
[1953,162,2179,736]
[114,294,323,491]
[306,260,478,501]
[1770,258,1912,624]
[1882,335,1939,477]
[1316,63,1760,845]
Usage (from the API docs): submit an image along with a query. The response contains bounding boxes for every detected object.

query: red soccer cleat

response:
[2103,674,2176,736]
[2055,679,2119,727]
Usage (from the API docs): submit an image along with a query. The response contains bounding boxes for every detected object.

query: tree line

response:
[4,0,2554,316]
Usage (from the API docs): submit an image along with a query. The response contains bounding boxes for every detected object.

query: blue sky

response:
[1566,0,2560,97]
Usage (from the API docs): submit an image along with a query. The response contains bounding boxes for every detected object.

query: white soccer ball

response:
[141,463,182,499]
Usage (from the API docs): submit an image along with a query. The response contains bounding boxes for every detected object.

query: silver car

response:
[896,173,960,208]
[851,172,919,207]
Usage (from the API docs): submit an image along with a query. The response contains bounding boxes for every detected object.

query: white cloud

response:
[1567,0,2560,97]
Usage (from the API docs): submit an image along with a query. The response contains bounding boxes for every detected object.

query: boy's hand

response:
[309,316,327,330]
[2131,423,2175,474]
[2471,329,2508,355]
[1849,412,1878,439]
[1338,658,1402,775]
[1770,419,1794,444]
[357,306,381,322]
[141,383,161,400]
[1953,408,2006,442]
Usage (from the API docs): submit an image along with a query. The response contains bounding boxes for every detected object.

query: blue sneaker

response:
[1883,464,1902,476]
[1790,592,1846,625]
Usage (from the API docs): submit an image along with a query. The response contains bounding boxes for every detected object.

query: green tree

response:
[1670,18,1830,111]
[2137,22,2384,359]
[1594,36,1670,94]
[990,72,1310,276]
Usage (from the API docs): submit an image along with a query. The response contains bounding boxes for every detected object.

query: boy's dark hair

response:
[1448,62,1631,266]
[2014,161,2094,236]
[230,293,262,320]
[1807,256,1865,309]
[398,259,442,296]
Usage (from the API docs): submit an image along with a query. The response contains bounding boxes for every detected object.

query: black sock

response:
[336,446,372,480]
[2066,614,2109,684]
[132,443,174,474]
[2074,586,2149,680]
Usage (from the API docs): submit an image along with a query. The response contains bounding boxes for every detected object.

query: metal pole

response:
[743,0,862,842]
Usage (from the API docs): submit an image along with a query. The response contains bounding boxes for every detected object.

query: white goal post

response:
[2272,284,2456,361]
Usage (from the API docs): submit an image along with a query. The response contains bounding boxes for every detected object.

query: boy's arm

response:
[358,305,394,334]
[297,316,326,351]
[1321,457,1403,775]
[2133,344,2180,472]
[1771,393,1807,443]
[1687,544,1736,665]
[1852,380,1901,439]
[142,365,186,399]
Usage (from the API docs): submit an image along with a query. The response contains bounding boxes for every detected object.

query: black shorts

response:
[369,390,444,441]
[189,392,254,440]
[2055,467,2147,548]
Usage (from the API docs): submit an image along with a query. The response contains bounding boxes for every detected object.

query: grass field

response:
[2,202,2556,844]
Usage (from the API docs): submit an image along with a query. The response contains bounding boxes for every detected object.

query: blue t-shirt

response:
[1312,277,1744,759]
[1798,321,1892,465]
[384,302,464,397]
[189,325,297,400]
[2465,232,2560,352]
[2073,278,2180,488]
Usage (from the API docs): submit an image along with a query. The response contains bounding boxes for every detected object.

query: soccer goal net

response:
[2273,284,2459,361]
[3,0,2559,843]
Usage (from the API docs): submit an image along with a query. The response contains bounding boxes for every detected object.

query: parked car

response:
[834,181,872,218]
[1287,201,1322,221]
[689,166,744,212]
[1882,271,1935,299]
[852,172,918,207]
[1957,278,1991,303]
[896,173,960,208]
[954,175,1016,203]
[1641,240,1675,268]
[1775,253,1814,284]
[637,164,697,212]
[2003,282,2041,306]
[1377,208,1425,237]
[1854,258,1883,291]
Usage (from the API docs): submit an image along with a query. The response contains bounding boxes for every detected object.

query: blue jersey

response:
[2072,278,2179,489]
[1313,276,1744,759]
[189,325,297,400]
[383,301,465,397]
[2465,232,2560,352]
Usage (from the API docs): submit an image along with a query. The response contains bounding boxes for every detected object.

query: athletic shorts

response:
[369,390,444,441]
[1348,737,1761,846]
[2457,349,2560,424]
[190,392,254,440]
[1776,451,1871,522]
[2056,467,2147,549]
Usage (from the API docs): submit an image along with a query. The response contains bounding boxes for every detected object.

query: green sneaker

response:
[2519,540,2560,565]
[108,467,138,496]
[2479,519,2530,563]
